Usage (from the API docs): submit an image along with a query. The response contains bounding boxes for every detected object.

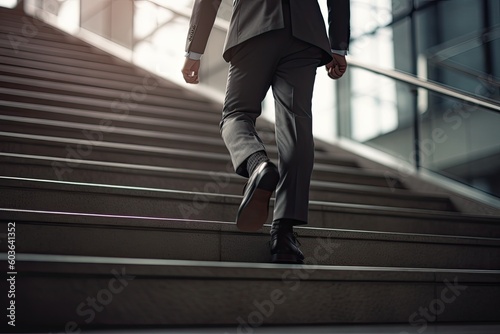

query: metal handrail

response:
[348,58,500,113]
[428,58,500,88]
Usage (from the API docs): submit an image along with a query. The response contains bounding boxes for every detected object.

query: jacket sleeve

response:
[185,0,222,54]
[327,0,350,51]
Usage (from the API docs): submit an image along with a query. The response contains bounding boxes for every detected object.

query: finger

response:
[186,76,199,84]
[325,60,336,71]
[332,71,343,79]
[182,71,191,82]
[328,70,340,79]
[183,75,198,84]
[182,70,199,84]
[328,66,341,79]
[333,66,343,76]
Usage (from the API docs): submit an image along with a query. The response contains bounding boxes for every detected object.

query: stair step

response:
[0,21,125,55]
[0,117,231,154]
[0,99,222,138]
[0,133,234,173]
[0,153,455,211]
[0,36,117,64]
[0,27,106,54]
[0,46,154,76]
[310,181,453,210]
[0,97,359,162]
[313,163,405,188]
[0,87,222,123]
[0,74,218,112]
[2,209,498,269]
[0,62,203,101]
[0,115,361,168]
[0,28,103,53]
[0,55,181,89]
[0,134,397,186]
[3,252,499,330]
[0,31,128,63]
[1,177,497,237]
[0,34,118,63]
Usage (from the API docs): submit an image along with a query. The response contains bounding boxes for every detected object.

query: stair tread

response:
[0,27,98,51]
[0,37,116,64]
[0,55,181,88]
[0,74,217,111]
[6,250,500,327]
[0,63,201,100]
[10,253,500,280]
[0,101,360,163]
[3,208,499,245]
[0,99,222,136]
[1,176,498,222]
[0,132,372,175]
[3,208,500,269]
[0,114,228,147]
[0,152,451,201]
[0,87,222,121]
[0,116,362,166]
[0,43,144,74]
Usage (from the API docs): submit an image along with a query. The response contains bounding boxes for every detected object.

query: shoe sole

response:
[236,166,279,232]
[236,188,273,232]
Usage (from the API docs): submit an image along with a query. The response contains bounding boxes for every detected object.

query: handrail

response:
[428,58,500,89]
[347,58,500,113]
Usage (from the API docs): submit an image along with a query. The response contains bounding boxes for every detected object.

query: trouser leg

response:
[271,43,323,225]
[220,0,322,224]
[220,33,281,177]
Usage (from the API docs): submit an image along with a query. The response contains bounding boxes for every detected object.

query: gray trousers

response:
[220,2,323,225]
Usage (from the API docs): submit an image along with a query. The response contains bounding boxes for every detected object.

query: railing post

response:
[410,0,420,170]
[411,86,421,170]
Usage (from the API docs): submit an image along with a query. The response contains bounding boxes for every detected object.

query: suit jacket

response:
[185,0,350,66]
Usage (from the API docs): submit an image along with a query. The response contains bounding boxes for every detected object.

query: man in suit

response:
[182,0,350,264]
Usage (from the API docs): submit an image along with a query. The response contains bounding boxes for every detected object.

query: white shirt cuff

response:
[331,49,348,56]
[185,51,203,60]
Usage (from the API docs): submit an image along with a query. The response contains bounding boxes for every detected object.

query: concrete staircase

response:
[0,6,499,332]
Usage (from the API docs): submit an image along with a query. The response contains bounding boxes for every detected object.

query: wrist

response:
[331,49,348,56]
[185,51,203,60]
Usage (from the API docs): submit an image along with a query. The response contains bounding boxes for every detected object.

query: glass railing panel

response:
[420,91,500,197]
[426,29,500,101]
[342,64,500,199]
[339,67,416,165]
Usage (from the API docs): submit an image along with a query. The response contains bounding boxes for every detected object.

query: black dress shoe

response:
[270,230,305,264]
[236,161,279,232]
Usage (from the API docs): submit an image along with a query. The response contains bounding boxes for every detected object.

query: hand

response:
[326,54,347,80]
[182,58,200,84]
